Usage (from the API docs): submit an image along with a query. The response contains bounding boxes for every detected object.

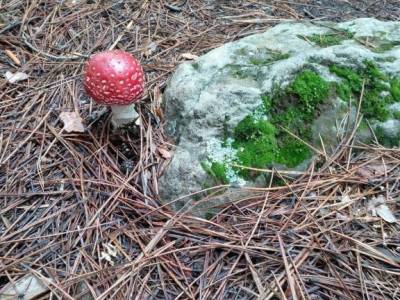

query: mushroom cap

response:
[83,50,144,105]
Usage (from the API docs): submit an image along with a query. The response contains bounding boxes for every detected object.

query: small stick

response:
[5,49,21,65]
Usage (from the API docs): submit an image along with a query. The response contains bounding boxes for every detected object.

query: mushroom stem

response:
[110,104,139,128]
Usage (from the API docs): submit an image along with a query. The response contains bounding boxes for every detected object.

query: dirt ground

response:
[1,1,399,299]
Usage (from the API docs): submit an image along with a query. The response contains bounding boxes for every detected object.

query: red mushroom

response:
[83,50,145,127]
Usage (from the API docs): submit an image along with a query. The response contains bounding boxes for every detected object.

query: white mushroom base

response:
[110,104,139,128]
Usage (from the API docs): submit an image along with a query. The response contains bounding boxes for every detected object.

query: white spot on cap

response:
[131,73,137,80]
[119,80,124,85]
[101,80,106,83]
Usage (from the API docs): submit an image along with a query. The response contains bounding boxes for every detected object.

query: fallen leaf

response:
[153,85,162,105]
[4,71,29,83]
[59,112,85,133]
[368,163,392,175]
[356,163,392,178]
[158,147,172,159]
[100,243,118,266]
[376,204,397,223]
[0,274,53,300]
[355,166,374,179]
[367,195,397,223]
[100,251,114,266]
[340,194,351,203]
[144,42,157,57]
[181,53,199,60]
[65,0,81,6]
[104,243,117,258]
[152,86,164,121]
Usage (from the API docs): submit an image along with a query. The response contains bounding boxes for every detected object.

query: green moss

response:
[288,70,330,113]
[231,70,329,175]
[249,51,290,66]
[234,47,290,68]
[201,161,229,184]
[375,56,397,63]
[390,78,400,102]
[272,177,286,186]
[276,136,311,167]
[330,65,363,92]
[374,126,400,147]
[335,82,353,101]
[232,116,278,176]
[329,61,397,122]
[203,61,399,184]
[192,62,200,70]
[357,37,400,53]
[364,92,390,121]
[234,115,274,142]
[261,95,272,111]
[205,211,216,220]
[299,30,354,47]
[227,64,253,79]
[393,111,400,120]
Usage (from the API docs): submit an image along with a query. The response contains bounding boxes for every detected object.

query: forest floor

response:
[0,1,399,299]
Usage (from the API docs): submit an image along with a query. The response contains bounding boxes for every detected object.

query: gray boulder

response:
[159,18,400,216]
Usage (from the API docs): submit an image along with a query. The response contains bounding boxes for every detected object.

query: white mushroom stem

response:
[110,104,139,128]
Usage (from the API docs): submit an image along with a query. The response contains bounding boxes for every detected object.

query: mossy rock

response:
[160,18,400,216]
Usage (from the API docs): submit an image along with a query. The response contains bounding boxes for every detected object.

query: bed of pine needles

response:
[1,1,399,299]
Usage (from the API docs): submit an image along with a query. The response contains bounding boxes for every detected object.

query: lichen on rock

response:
[159,18,400,216]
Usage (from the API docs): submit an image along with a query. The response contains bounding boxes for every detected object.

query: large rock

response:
[159,18,400,216]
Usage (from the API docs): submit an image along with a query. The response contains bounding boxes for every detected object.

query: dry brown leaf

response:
[158,147,172,159]
[60,112,85,133]
[181,53,199,60]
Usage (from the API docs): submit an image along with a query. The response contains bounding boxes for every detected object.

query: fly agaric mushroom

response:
[83,50,144,127]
